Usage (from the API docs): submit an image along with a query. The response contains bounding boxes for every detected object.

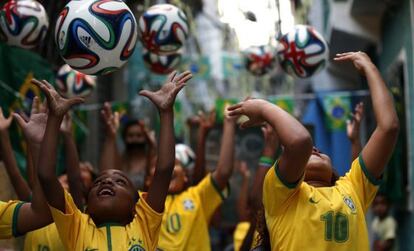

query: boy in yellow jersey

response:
[228,51,399,251]
[33,70,192,251]
[0,107,53,240]
[145,104,237,251]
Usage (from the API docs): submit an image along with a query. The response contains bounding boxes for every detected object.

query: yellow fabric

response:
[263,157,379,251]
[49,190,163,251]
[233,222,250,251]
[24,223,65,251]
[0,200,22,239]
[157,173,228,251]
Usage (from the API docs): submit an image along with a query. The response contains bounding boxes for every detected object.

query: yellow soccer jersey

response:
[263,156,380,251]
[157,173,228,251]
[0,200,24,239]
[24,223,65,251]
[49,190,163,251]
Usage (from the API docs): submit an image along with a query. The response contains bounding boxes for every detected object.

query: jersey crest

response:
[343,196,356,213]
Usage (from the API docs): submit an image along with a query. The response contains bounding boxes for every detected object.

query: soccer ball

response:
[277,25,328,78]
[142,48,181,74]
[0,0,49,49]
[244,45,276,76]
[55,0,138,75]
[175,144,195,170]
[139,4,188,55]
[56,64,96,98]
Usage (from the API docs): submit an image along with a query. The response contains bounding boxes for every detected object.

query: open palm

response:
[140,71,192,111]
[32,79,84,117]
[13,96,48,145]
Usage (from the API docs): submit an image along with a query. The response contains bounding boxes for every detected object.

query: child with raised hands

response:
[227,51,399,251]
[0,103,52,239]
[146,105,237,251]
[34,70,192,251]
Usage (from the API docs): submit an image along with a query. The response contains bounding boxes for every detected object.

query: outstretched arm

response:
[212,106,238,189]
[193,109,216,184]
[12,95,54,234]
[228,100,312,184]
[347,102,364,160]
[236,161,251,222]
[99,102,122,171]
[0,108,31,201]
[32,79,84,212]
[60,113,84,209]
[335,52,399,178]
[250,123,279,210]
[140,71,192,213]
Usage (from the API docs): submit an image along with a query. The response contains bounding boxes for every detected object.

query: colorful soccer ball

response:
[244,45,276,76]
[55,0,138,75]
[56,64,96,98]
[142,48,181,74]
[175,144,195,170]
[277,25,328,78]
[139,4,189,55]
[0,0,49,49]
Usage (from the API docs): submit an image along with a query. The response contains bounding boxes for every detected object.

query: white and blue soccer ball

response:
[142,48,181,75]
[277,25,328,78]
[55,0,138,75]
[244,45,276,76]
[0,0,49,49]
[56,64,96,98]
[139,4,189,55]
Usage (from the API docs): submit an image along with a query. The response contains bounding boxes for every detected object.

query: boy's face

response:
[87,169,137,226]
[124,124,147,145]
[304,147,334,186]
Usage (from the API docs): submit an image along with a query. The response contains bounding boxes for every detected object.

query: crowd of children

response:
[0,52,400,250]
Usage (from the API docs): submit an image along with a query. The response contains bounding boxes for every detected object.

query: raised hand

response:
[13,96,48,145]
[31,79,84,118]
[100,102,120,138]
[0,107,13,132]
[227,99,269,129]
[238,161,251,179]
[346,102,364,142]
[139,71,192,112]
[334,51,375,75]
[197,109,216,130]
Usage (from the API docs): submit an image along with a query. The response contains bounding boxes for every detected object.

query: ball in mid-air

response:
[56,64,96,98]
[139,4,188,55]
[244,45,276,76]
[277,25,328,78]
[55,0,138,75]
[0,0,49,49]
[142,48,181,75]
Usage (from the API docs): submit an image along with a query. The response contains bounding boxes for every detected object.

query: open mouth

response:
[97,185,115,197]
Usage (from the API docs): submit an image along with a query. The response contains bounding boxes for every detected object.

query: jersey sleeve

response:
[0,200,24,239]
[193,173,229,222]
[48,190,86,250]
[263,162,303,216]
[132,192,163,251]
[339,155,381,212]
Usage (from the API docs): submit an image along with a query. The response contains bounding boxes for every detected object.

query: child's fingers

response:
[31,96,40,115]
[227,103,243,111]
[228,108,243,117]
[41,80,54,89]
[12,113,26,128]
[240,119,258,129]
[167,71,177,82]
[68,97,84,107]
[174,82,187,95]
[177,73,192,84]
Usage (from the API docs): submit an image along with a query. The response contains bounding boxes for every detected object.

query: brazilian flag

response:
[319,94,351,131]
[269,97,295,115]
[215,98,239,123]
[0,43,56,176]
